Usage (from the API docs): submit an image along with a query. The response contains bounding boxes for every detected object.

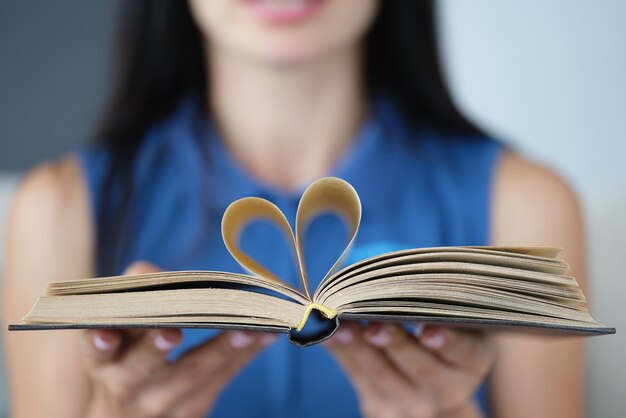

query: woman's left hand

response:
[324,322,495,418]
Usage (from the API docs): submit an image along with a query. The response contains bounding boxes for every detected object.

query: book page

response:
[46,270,309,304]
[293,177,361,298]
[221,177,361,301]
[317,246,569,299]
[22,288,307,329]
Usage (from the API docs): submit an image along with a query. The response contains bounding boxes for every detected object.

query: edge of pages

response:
[9,315,617,347]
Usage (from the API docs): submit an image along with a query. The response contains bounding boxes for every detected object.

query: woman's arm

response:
[3,156,277,418]
[3,156,94,417]
[490,151,587,418]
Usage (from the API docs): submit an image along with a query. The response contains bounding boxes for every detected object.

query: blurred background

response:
[0,0,624,416]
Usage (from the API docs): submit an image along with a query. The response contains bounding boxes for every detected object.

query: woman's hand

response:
[324,322,495,418]
[83,262,276,418]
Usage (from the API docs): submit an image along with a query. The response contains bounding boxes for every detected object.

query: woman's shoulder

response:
[495,150,578,195]
[491,150,583,244]
[9,155,91,235]
[6,154,93,285]
[11,154,88,221]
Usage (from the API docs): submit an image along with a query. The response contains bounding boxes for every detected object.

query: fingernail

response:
[93,334,113,351]
[365,327,391,347]
[422,330,445,349]
[154,333,178,351]
[230,331,254,349]
[334,328,354,344]
[260,333,278,347]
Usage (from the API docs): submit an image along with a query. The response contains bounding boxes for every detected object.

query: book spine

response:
[296,303,337,331]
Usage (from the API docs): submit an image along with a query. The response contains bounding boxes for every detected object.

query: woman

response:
[3,1,587,417]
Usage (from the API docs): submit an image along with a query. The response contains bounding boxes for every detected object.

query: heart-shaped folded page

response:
[221,177,361,326]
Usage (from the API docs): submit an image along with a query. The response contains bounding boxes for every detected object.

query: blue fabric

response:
[78,96,502,417]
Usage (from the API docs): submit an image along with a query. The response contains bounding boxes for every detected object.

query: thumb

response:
[123,261,162,275]
[82,329,123,364]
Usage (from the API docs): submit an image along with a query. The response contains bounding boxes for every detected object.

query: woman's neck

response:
[207,45,366,190]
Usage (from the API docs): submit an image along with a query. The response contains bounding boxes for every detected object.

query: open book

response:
[9,177,615,345]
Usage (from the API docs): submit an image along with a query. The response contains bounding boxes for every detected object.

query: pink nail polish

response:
[423,332,445,349]
[367,328,391,347]
[230,331,254,348]
[93,334,113,351]
[260,333,278,347]
[154,333,177,351]
[335,328,354,344]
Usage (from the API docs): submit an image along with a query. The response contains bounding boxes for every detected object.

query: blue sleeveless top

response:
[79,97,502,417]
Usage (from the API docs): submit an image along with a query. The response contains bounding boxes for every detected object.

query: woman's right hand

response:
[82,262,276,418]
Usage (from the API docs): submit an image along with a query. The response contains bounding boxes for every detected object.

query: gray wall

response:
[0,0,119,170]
[439,1,626,417]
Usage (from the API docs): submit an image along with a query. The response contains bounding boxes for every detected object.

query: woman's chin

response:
[191,0,377,70]
[235,39,336,68]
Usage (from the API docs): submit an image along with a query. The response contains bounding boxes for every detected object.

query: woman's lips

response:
[244,0,324,24]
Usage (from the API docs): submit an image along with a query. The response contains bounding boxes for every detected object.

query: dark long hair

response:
[94,0,485,274]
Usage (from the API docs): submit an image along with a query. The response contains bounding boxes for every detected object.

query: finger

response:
[324,323,375,395]
[324,324,390,417]
[87,328,181,403]
[81,329,123,364]
[419,326,494,374]
[80,328,180,404]
[84,262,168,369]
[324,323,365,382]
[124,260,162,275]
[82,255,166,363]
[134,330,275,415]
[364,324,483,415]
[325,323,416,408]
[363,323,446,385]
[114,328,182,380]
[170,332,278,418]
[81,261,163,365]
